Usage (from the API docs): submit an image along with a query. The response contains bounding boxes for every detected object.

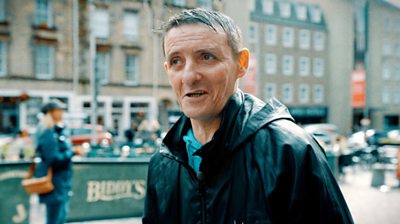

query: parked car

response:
[303,123,340,147]
[68,125,113,147]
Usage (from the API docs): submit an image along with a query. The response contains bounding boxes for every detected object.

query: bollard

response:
[371,163,386,188]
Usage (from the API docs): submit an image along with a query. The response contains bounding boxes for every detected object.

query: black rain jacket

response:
[143,91,353,224]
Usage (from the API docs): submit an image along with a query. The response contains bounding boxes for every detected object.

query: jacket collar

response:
[162,90,294,165]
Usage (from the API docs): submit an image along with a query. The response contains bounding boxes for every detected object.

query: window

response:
[262,0,274,15]
[313,58,324,77]
[313,85,324,103]
[92,9,109,38]
[250,0,256,11]
[0,41,6,77]
[299,29,310,49]
[248,23,258,43]
[265,25,277,45]
[173,0,185,7]
[198,0,212,10]
[282,55,294,75]
[313,32,325,51]
[0,0,6,22]
[264,83,276,100]
[279,2,291,18]
[282,27,294,48]
[125,55,139,84]
[265,54,277,75]
[296,5,307,20]
[282,83,293,103]
[382,88,390,104]
[395,65,400,80]
[95,52,110,85]
[382,40,391,56]
[34,44,55,79]
[382,62,391,80]
[394,89,400,104]
[311,6,321,23]
[299,84,310,103]
[34,0,52,27]
[124,11,139,41]
[299,57,310,76]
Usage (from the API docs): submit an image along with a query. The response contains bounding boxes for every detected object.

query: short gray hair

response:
[162,8,243,57]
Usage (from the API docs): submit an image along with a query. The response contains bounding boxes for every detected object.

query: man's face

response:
[164,23,248,121]
[49,109,64,123]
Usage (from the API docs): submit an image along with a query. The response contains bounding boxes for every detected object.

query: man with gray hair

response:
[143,8,353,224]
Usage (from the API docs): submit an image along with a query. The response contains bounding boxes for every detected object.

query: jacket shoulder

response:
[265,118,315,147]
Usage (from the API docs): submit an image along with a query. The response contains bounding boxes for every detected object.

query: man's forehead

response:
[164,23,228,55]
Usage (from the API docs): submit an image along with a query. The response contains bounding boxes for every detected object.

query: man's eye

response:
[170,58,181,65]
[202,53,215,61]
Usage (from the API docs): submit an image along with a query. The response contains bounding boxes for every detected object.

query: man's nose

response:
[182,60,201,86]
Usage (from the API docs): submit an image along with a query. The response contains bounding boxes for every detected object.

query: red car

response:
[68,125,113,146]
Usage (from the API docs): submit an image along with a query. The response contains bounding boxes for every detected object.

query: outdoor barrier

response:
[0,157,150,223]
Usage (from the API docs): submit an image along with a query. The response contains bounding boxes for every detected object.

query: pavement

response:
[339,166,400,224]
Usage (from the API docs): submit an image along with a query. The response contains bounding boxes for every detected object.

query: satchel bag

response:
[21,163,54,194]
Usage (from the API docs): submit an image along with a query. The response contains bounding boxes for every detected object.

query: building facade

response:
[364,0,400,130]
[245,0,330,125]
[0,0,217,140]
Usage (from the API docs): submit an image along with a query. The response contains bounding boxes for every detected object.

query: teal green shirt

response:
[183,129,203,174]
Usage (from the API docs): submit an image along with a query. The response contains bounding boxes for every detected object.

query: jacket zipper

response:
[161,151,207,223]
[200,185,206,224]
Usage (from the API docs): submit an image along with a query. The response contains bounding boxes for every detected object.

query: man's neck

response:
[190,116,222,145]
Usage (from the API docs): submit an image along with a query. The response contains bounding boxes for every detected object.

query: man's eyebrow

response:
[165,51,179,60]
[194,48,219,54]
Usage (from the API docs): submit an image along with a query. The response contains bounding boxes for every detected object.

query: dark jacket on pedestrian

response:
[143,91,353,224]
[35,125,74,204]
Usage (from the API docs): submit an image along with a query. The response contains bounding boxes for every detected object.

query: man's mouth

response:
[185,91,207,98]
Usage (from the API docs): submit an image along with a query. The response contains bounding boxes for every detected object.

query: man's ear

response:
[163,61,168,72]
[237,48,249,78]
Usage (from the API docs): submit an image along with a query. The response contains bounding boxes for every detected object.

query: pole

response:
[72,0,79,95]
[89,0,98,145]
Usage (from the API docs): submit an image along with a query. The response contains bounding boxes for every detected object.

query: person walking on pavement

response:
[35,100,83,224]
[143,8,353,224]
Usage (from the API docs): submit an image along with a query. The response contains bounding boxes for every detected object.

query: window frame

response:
[92,8,110,39]
[123,11,139,41]
[173,0,186,7]
[0,41,7,77]
[248,23,258,43]
[0,0,6,22]
[265,24,277,46]
[313,58,324,77]
[34,44,55,80]
[299,56,310,76]
[299,29,310,49]
[125,54,139,85]
[264,83,277,100]
[265,53,277,75]
[298,84,310,103]
[282,27,294,48]
[296,4,307,20]
[279,2,291,18]
[34,0,53,27]
[313,31,325,51]
[282,55,294,76]
[95,51,110,85]
[282,83,294,103]
[262,0,274,15]
[198,0,212,10]
[382,62,391,80]
[313,85,324,103]
[311,6,322,23]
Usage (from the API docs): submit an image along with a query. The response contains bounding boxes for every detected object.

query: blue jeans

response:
[45,201,69,224]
